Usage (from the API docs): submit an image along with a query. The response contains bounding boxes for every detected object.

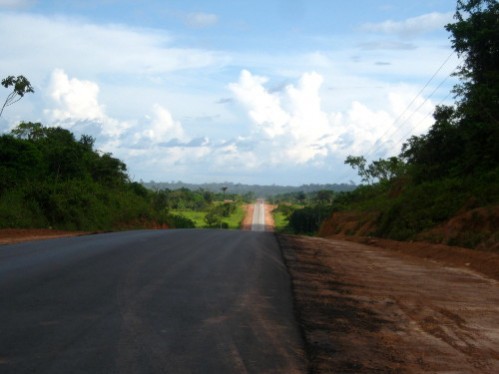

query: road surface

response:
[251,199,266,232]
[0,230,306,373]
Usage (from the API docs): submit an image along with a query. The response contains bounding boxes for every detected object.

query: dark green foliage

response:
[402,0,499,181]
[0,135,43,193]
[167,214,196,229]
[0,123,173,231]
[288,205,333,235]
[152,188,216,211]
[203,202,236,228]
[1,75,34,117]
[345,155,406,184]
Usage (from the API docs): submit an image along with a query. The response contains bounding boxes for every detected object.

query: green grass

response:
[170,210,206,227]
[272,211,290,232]
[222,204,246,229]
[170,203,246,229]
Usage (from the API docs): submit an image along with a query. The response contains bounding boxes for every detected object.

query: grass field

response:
[171,204,246,229]
[272,211,290,232]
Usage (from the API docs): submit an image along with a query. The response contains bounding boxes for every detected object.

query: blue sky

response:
[0,0,459,185]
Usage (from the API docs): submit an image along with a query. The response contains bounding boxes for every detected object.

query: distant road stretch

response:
[251,199,266,232]
[0,230,306,374]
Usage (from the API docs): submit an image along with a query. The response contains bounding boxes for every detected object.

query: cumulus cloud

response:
[45,69,129,138]
[137,104,186,144]
[229,70,290,139]
[48,69,105,122]
[229,69,435,165]
[44,69,192,153]
[230,70,332,164]
[360,12,454,37]
[185,12,219,28]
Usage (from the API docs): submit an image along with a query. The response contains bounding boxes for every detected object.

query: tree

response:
[11,121,46,140]
[1,75,34,117]
[445,0,499,171]
[401,0,499,181]
[446,0,499,120]
[221,186,228,201]
[345,155,371,184]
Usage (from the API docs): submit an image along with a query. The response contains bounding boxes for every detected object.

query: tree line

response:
[0,122,165,230]
[336,0,499,246]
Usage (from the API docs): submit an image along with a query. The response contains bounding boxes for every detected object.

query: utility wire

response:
[335,51,457,184]
[371,72,455,158]
[391,90,454,152]
[361,51,455,161]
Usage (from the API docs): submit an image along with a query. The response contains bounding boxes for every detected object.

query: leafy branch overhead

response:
[1,75,35,117]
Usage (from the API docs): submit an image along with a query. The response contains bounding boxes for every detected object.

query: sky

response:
[0,0,460,185]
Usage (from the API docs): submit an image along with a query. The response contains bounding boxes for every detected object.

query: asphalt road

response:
[0,230,306,373]
[251,199,266,232]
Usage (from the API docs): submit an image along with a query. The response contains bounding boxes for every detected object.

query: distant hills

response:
[142,181,357,197]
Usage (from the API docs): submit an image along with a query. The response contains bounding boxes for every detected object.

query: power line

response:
[370,71,455,159]
[362,51,456,161]
[390,90,454,153]
[334,51,457,184]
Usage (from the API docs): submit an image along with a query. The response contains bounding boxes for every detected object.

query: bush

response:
[167,214,195,229]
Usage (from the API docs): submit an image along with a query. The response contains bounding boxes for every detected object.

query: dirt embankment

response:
[0,229,87,245]
[320,205,499,251]
[279,234,499,373]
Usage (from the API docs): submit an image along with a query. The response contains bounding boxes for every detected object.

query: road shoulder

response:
[278,234,499,373]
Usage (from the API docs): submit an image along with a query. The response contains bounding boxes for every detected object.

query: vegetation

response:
[270,190,335,235]
[151,187,246,229]
[1,75,34,118]
[0,122,168,230]
[325,0,499,249]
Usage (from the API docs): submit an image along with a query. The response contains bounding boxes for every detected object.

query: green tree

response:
[346,155,405,184]
[0,134,43,193]
[401,0,499,180]
[1,75,34,117]
[401,106,462,181]
[345,155,371,184]
[11,121,45,140]
[446,0,499,121]
[445,0,499,172]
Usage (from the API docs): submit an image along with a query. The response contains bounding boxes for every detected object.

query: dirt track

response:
[279,235,499,373]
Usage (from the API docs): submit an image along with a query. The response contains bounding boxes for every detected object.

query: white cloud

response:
[229,69,436,166]
[137,104,186,144]
[48,69,105,122]
[228,70,290,138]
[230,69,332,164]
[43,70,195,173]
[360,12,454,36]
[0,12,225,80]
[185,12,219,28]
[45,69,129,138]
